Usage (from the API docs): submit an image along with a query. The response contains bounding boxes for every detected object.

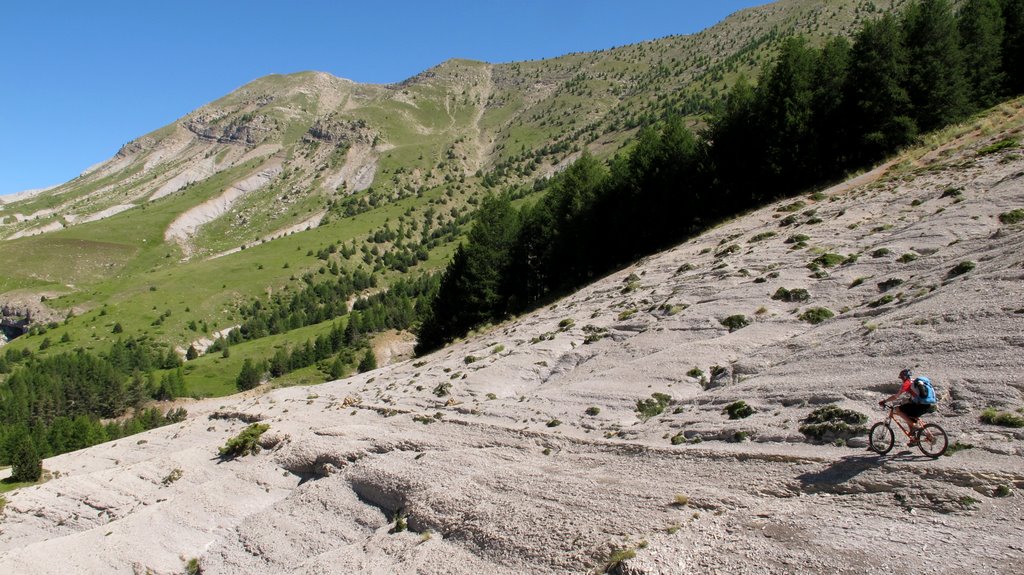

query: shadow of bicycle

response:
[797,449,937,489]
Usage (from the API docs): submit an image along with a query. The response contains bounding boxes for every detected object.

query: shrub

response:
[799,405,867,441]
[877,278,904,292]
[798,307,834,324]
[723,400,755,419]
[868,295,895,308]
[686,367,704,379]
[162,468,184,486]
[603,548,637,572]
[812,253,845,268]
[978,137,1018,155]
[940,187,963,199]
[715,244,740,258]
[585,406,601,416]
[463,355,478,364]
[218,423,270,459]
[636,393,672,421]
[871,248,891,258]
[546,419,562,427]
[670,432,686,445]
[785,233,810,244]
[185,558,202,575]
[980,408,1024,428]
[947,261,975,278]
[720,314,750,332]
[897,253,918,263]
[432,382,451,397]
[618,308,638,321]
[777,200,806,212]
[748,231,777,243]
[999,209,1024,225]
[772,287,810,302]
[558,318,575,330]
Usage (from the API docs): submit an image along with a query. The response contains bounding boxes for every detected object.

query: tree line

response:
[416,0,1024,354]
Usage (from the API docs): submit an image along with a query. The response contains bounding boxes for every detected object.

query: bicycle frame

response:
[881,403,920,440]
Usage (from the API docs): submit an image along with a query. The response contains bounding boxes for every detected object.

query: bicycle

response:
[868,402,948,458]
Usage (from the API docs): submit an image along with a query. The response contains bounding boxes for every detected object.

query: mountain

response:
[0,96,1021,573]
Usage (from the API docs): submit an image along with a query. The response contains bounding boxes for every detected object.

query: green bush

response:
[799,405,867,441]
[999,208,1024,225]
[686,367,704,379]
[980,408,1024,428]
[748,231,777,243]
[9,433,42,482]
[868,294,896,308]
[897,253,918,263]
[585,406,601,416]
[871,248,891,258]
[723,400,755,420]
[812,253,845,268]
[546,419,562,427]
[877,278,904,292]
[772,287,810,302]
[947,261,975,278]
[720,314,750,332]
[218,423,270,459]
[432,382,451,397]
[636,393,672,421]
[798,307,834,324]
[978,137,1018,155]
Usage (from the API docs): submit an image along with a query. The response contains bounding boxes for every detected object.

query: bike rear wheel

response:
[869,422,894,455]
[916,423,948,458]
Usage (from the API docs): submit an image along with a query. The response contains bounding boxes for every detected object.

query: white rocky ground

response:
[1,115,1023,574]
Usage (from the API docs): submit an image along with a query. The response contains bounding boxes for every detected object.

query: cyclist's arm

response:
[882,379,912,404]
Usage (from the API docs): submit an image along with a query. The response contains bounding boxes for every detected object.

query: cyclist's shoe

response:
[908,439,920,447]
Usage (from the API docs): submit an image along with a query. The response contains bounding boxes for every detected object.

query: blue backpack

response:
[912,376,937,405]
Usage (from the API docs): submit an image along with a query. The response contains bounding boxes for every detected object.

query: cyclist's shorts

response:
[899,402,932,420]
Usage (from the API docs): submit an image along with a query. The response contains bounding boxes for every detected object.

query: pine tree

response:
[9,430,42,482]
[1002,0,1024,94]
[844,14,916,164]
[358,349,377,373]
[236,359,262,391]
[902,0,969,131]
[959,0,1006,108]
[185,345,199,361]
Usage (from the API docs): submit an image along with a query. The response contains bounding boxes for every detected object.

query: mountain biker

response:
[878,368,934,445]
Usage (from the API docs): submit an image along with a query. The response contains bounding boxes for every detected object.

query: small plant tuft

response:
[798,307,834,324]
[636,393,672,421]
[998,208,1024,225]
[980,407,1024,428]
[799,405,867,442]
[585,406,601,416]
[947,261,975,278]
[218,423,270,459]
[723,400,755,420]
[720,314,750,332]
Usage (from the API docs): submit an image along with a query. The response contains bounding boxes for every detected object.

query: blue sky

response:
[0,1,765,196]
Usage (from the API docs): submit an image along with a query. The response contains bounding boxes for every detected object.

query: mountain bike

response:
[869,402,948,458]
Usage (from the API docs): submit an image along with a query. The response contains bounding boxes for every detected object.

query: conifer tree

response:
[844,14,916,164]
[1001,0,1024,94]
[959,0,1006,108]
[902,0,969,131]
[236,359,262,391]
[9,429,42,482]
[358,349,377,373]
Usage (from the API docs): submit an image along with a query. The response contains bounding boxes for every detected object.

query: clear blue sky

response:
[0,1,766,196]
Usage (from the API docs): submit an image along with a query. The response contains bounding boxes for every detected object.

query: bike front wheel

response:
[916,423,948,458]
[869,422,894,455]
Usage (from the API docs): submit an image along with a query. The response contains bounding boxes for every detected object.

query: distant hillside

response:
[0,0,906,378]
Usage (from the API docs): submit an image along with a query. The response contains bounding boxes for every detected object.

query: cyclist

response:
[878,368,934,445]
